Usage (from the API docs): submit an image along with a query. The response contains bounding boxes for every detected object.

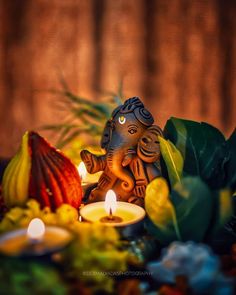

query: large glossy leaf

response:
[145,176,213,244]
[145,178,181,244]
[158,136,183,187]
[171,177,213,242]
[207,189,233,237]
[225,129,236,191]
[164,117,229,189]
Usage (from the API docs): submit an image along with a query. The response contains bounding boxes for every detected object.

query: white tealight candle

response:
[80,190,146,227]
[0,218,73,257]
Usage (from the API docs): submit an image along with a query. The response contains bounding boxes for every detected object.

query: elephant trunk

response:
[107,147,135,192]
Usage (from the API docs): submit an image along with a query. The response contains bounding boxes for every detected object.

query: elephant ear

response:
[101,119,113,151]
[137,125,163,163]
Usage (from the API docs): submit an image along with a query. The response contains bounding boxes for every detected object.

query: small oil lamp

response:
[0,218,73,257]
[80,190,145,229]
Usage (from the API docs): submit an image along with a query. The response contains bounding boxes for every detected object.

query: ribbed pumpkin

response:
[2,131,82,210]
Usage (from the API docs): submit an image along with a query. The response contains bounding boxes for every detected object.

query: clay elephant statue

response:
[81,97,163,206]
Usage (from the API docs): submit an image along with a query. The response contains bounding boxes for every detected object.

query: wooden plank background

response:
[0,0,235,157]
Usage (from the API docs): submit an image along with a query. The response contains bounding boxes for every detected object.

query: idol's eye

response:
[118,116,126,124]
[128,128,137,134]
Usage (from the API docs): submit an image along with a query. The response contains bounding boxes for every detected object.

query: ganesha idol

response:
[81,97,163,206]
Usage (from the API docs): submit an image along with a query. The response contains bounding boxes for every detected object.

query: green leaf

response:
[41,80,123,149]
[164,116,188,158]
[171,177,213,242]
[57,129,87,148]
[145,178,182,244]
[208,189,233,237]
[225,129,236,190]
[93,103,113,119]
[64,91,94,106]
[56,125,75,145]
[71,107,105,122]
[159,136,183,187]
[164,117,229,189]
[145,176,213,244]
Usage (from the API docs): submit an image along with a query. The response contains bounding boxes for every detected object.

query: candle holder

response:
[0,218,74,258]
[81,97,163,206]
[80,190,146,238]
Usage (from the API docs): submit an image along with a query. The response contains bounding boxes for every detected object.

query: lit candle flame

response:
[78,162,87,181]
[27,218,45,241]
[104,190,117,215]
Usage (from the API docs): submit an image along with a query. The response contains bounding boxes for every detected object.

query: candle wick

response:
[109,208,113,220]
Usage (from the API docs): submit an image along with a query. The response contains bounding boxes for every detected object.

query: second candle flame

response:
[78,162,87,181]
[104,190,117,215]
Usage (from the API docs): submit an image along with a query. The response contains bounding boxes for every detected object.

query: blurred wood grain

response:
[0,0,235,156]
